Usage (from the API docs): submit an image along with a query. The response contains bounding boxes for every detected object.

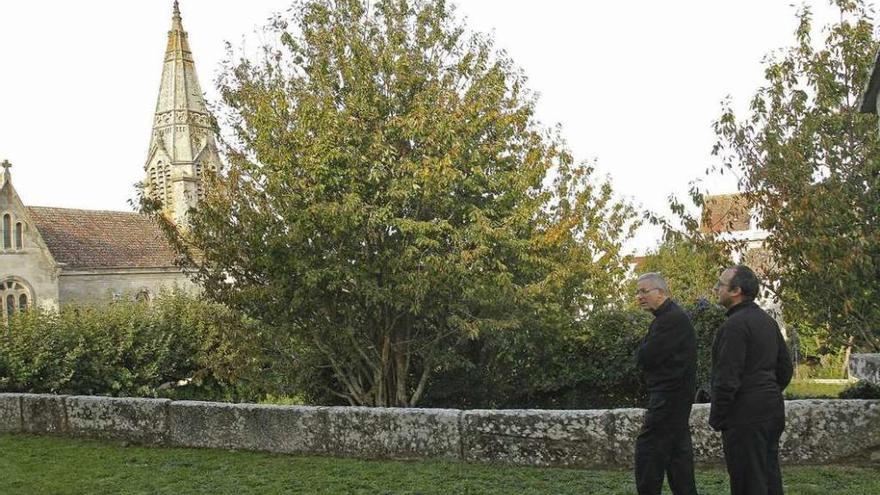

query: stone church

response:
[0,1,218,317]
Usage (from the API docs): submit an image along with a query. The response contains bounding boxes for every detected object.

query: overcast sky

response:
[0,1,845,252]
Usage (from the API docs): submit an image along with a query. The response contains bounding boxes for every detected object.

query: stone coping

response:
[1,394,878,468]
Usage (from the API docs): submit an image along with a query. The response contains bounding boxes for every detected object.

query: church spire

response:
[172,0,183,31]
[144,0,220,228]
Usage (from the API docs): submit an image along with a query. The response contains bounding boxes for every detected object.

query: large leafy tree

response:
[635,239,730,305]
[158,0,636,406]
[712,0,880,351]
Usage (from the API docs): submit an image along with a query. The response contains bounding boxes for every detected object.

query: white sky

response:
[0,1,844,252]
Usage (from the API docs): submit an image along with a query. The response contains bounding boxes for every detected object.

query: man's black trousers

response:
[634,392,698,495]
[721,416,785,495]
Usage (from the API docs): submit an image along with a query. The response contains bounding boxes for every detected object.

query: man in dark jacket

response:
[711,265,793,495]
[634,273,698,495]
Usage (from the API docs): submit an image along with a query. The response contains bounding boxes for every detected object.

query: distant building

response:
[629,255,648,271]
[857,45,880,118]
[699,193,773,277]
[0,1,214,317]
[699,193,783,328]
[699,193,751,234]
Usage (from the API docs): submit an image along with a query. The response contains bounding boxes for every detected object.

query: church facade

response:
[0,1,214,318]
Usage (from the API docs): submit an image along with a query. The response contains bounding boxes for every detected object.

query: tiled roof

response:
[699,194,751,234]
[26,206,179,269]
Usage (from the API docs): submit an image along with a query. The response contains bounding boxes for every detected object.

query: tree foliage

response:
[635,239,730,305]
[158,0,637,406]
[711,0,880,351]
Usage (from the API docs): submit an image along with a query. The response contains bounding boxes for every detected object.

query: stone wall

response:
[850,353,880,385]
[1,394,878,467]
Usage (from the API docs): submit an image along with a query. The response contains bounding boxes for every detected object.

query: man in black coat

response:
[711,265,793,495]
[634,273,698,495]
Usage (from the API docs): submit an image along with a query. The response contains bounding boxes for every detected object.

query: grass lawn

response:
[2,434,879,494]
[784,379,851,399]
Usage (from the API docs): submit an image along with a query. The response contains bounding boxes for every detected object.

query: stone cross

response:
[1,159,11,186]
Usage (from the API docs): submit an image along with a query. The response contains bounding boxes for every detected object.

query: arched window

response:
[14,222,22,249]
[135,288,152,304]
[1,278,33,319]
[2,214,10,249]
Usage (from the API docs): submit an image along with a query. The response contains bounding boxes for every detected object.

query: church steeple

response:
[144,0,220,227]
[171,0,184,32]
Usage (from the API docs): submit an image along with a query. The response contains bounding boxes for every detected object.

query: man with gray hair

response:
[633,272,698,495]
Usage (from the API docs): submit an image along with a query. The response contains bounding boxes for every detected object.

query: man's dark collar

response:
[651,298,674,317]
[725,299,758,317]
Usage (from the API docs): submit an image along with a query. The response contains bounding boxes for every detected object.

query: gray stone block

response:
[781,399,880,463]
[604,408,646,467]
[5,393,879,469]
[20,394,67,434]
[688,404,723,463]
[66,396,170,444]
[850,354,880,384]
[324,407,461,460]
[0,394,23,433]
[169,401,327,454]
[461,409,619,467]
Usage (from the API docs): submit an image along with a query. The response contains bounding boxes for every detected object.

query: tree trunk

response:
[395,347,407,406]
[842,336,854,378]
[376,331,392,406]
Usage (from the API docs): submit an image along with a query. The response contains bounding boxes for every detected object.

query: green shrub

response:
[787,324,848,379]
[0,292,732,409]
[0,292,300,402]
[421,301,725,409]
[688,299,727,400]
[839,381,880,399]
[416,324,573,409]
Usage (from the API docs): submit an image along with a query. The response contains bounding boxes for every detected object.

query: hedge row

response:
[1,295,771,408]
[419,301,725,409]
[0,293,296,402]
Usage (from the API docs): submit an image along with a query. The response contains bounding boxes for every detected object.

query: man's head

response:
[636,272,669,311]
[715,264,760,309]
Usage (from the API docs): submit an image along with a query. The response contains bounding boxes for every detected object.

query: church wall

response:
[58,268,198,306]
[0,250,60,311]
[0,189,60,311]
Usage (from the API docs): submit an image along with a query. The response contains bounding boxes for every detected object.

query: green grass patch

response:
[1,434,879,494]
[784,379,851,399]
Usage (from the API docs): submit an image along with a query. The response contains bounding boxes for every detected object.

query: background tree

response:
[711,0,880,352]
[635,239,729,305]
[156,0,636,407]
